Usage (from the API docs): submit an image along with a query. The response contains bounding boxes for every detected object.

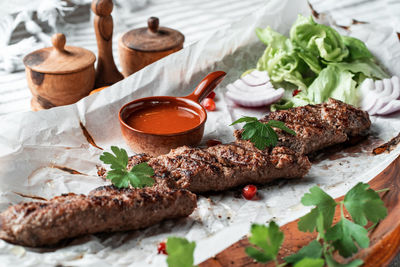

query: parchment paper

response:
[0,0,400,266]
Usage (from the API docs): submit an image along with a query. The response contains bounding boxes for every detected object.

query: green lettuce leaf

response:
[256,26,292,50]
[255,26,307,91]
[330,59,389,80]
[294,65,358,106]
[290,15,349,62]
[257,46,307,90]
[342,36,373,60]
[297,49,323,74]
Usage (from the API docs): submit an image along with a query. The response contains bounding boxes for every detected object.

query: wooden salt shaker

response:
[118,17,185,77]
[23,33,96,110]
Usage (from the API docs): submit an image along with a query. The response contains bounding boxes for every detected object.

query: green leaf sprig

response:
[161,183,387,267]
[231,116,296,150]
[166,237,197,267]
[245,182,388,267]
[245,221,284,265]
[100,146,155,188]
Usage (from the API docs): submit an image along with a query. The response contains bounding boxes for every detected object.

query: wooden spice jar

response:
[118,17,184,77]
[24,33,96,110]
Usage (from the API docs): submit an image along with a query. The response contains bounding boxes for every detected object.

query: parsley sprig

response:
[100,146,155,188]
[245,182,388,267]
[166,237,197,267]
[162,183,387,267]
[245,221,284,265]
[231,116,296,150]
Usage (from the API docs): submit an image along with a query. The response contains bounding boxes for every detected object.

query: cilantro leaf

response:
[284,240,323,264]
[231,117,295,150]
[100,147,155,188]
[245,221,284,263]
[294,257,325,267]
[325,253,363,267]
[344,182,387,226]
[166,237,196,267]
[298,186,337,232]
[325,217,369,257]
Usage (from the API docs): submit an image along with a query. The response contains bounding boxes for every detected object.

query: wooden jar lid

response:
[121,17,185,52]
[23,33,96,74]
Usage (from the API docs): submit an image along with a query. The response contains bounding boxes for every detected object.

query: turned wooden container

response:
[24,33,96,110]
[118,17,184,77]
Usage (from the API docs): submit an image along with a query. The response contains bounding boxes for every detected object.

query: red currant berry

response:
[157,242,167,255]
[202,98,216,111]
[242,185,257,200]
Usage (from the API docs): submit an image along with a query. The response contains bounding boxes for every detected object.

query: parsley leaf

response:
[100,146,154,188]
[100,146,129,170]
[231,116,296,150]
[126,163,155,187]
[325,253,363,267]
[294,257,325,267]
[267,120,296,136]
[284,240,323,264]
[245,221,284,263]
[298,186,337,232]
[344,182,387,226]
[325,217,369,257]
[166,237,196,267]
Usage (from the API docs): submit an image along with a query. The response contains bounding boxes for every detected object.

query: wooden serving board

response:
[200,154,400,267]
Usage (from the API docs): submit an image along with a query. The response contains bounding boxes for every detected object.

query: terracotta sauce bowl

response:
[119,71,226,156]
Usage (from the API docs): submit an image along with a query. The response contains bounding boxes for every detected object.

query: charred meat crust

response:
[147,144,310,192]
[99,146,311,193]
[0,186,196,247]
[236,98,371,155]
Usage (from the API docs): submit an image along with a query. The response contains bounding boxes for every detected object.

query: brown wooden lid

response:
[23,33,96,74]
[121,17,185,52]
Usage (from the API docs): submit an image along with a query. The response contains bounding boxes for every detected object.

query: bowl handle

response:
[184,71,226,103]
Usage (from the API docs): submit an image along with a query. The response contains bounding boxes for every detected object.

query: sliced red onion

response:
[375,80,384,93]
[377,100,400,115]
[360,76,400,116]
[360,79,376,111]
[377,76,400,115]
[368,78,394,115]
[230,80,274,93]
[360,78,376,111]
[226,88,284,107]
[226,70,284,107]
[241,70,270,86]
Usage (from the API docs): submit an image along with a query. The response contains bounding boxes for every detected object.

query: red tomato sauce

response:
[126,103,201,134]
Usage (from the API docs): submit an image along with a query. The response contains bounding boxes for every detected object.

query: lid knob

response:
[147,17,159,34]
[52,33,66,53]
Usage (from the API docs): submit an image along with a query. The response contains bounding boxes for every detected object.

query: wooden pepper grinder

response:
[91,0,123,88]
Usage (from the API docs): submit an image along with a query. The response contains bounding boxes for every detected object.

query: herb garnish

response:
[163,182,387,267]
[245,182,388,267]
[100,146,155,188]
[245,221,284,264]
[231,116,296,150]
[166,237,197,267]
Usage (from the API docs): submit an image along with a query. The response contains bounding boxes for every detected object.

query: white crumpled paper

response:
[0,0,400,266]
